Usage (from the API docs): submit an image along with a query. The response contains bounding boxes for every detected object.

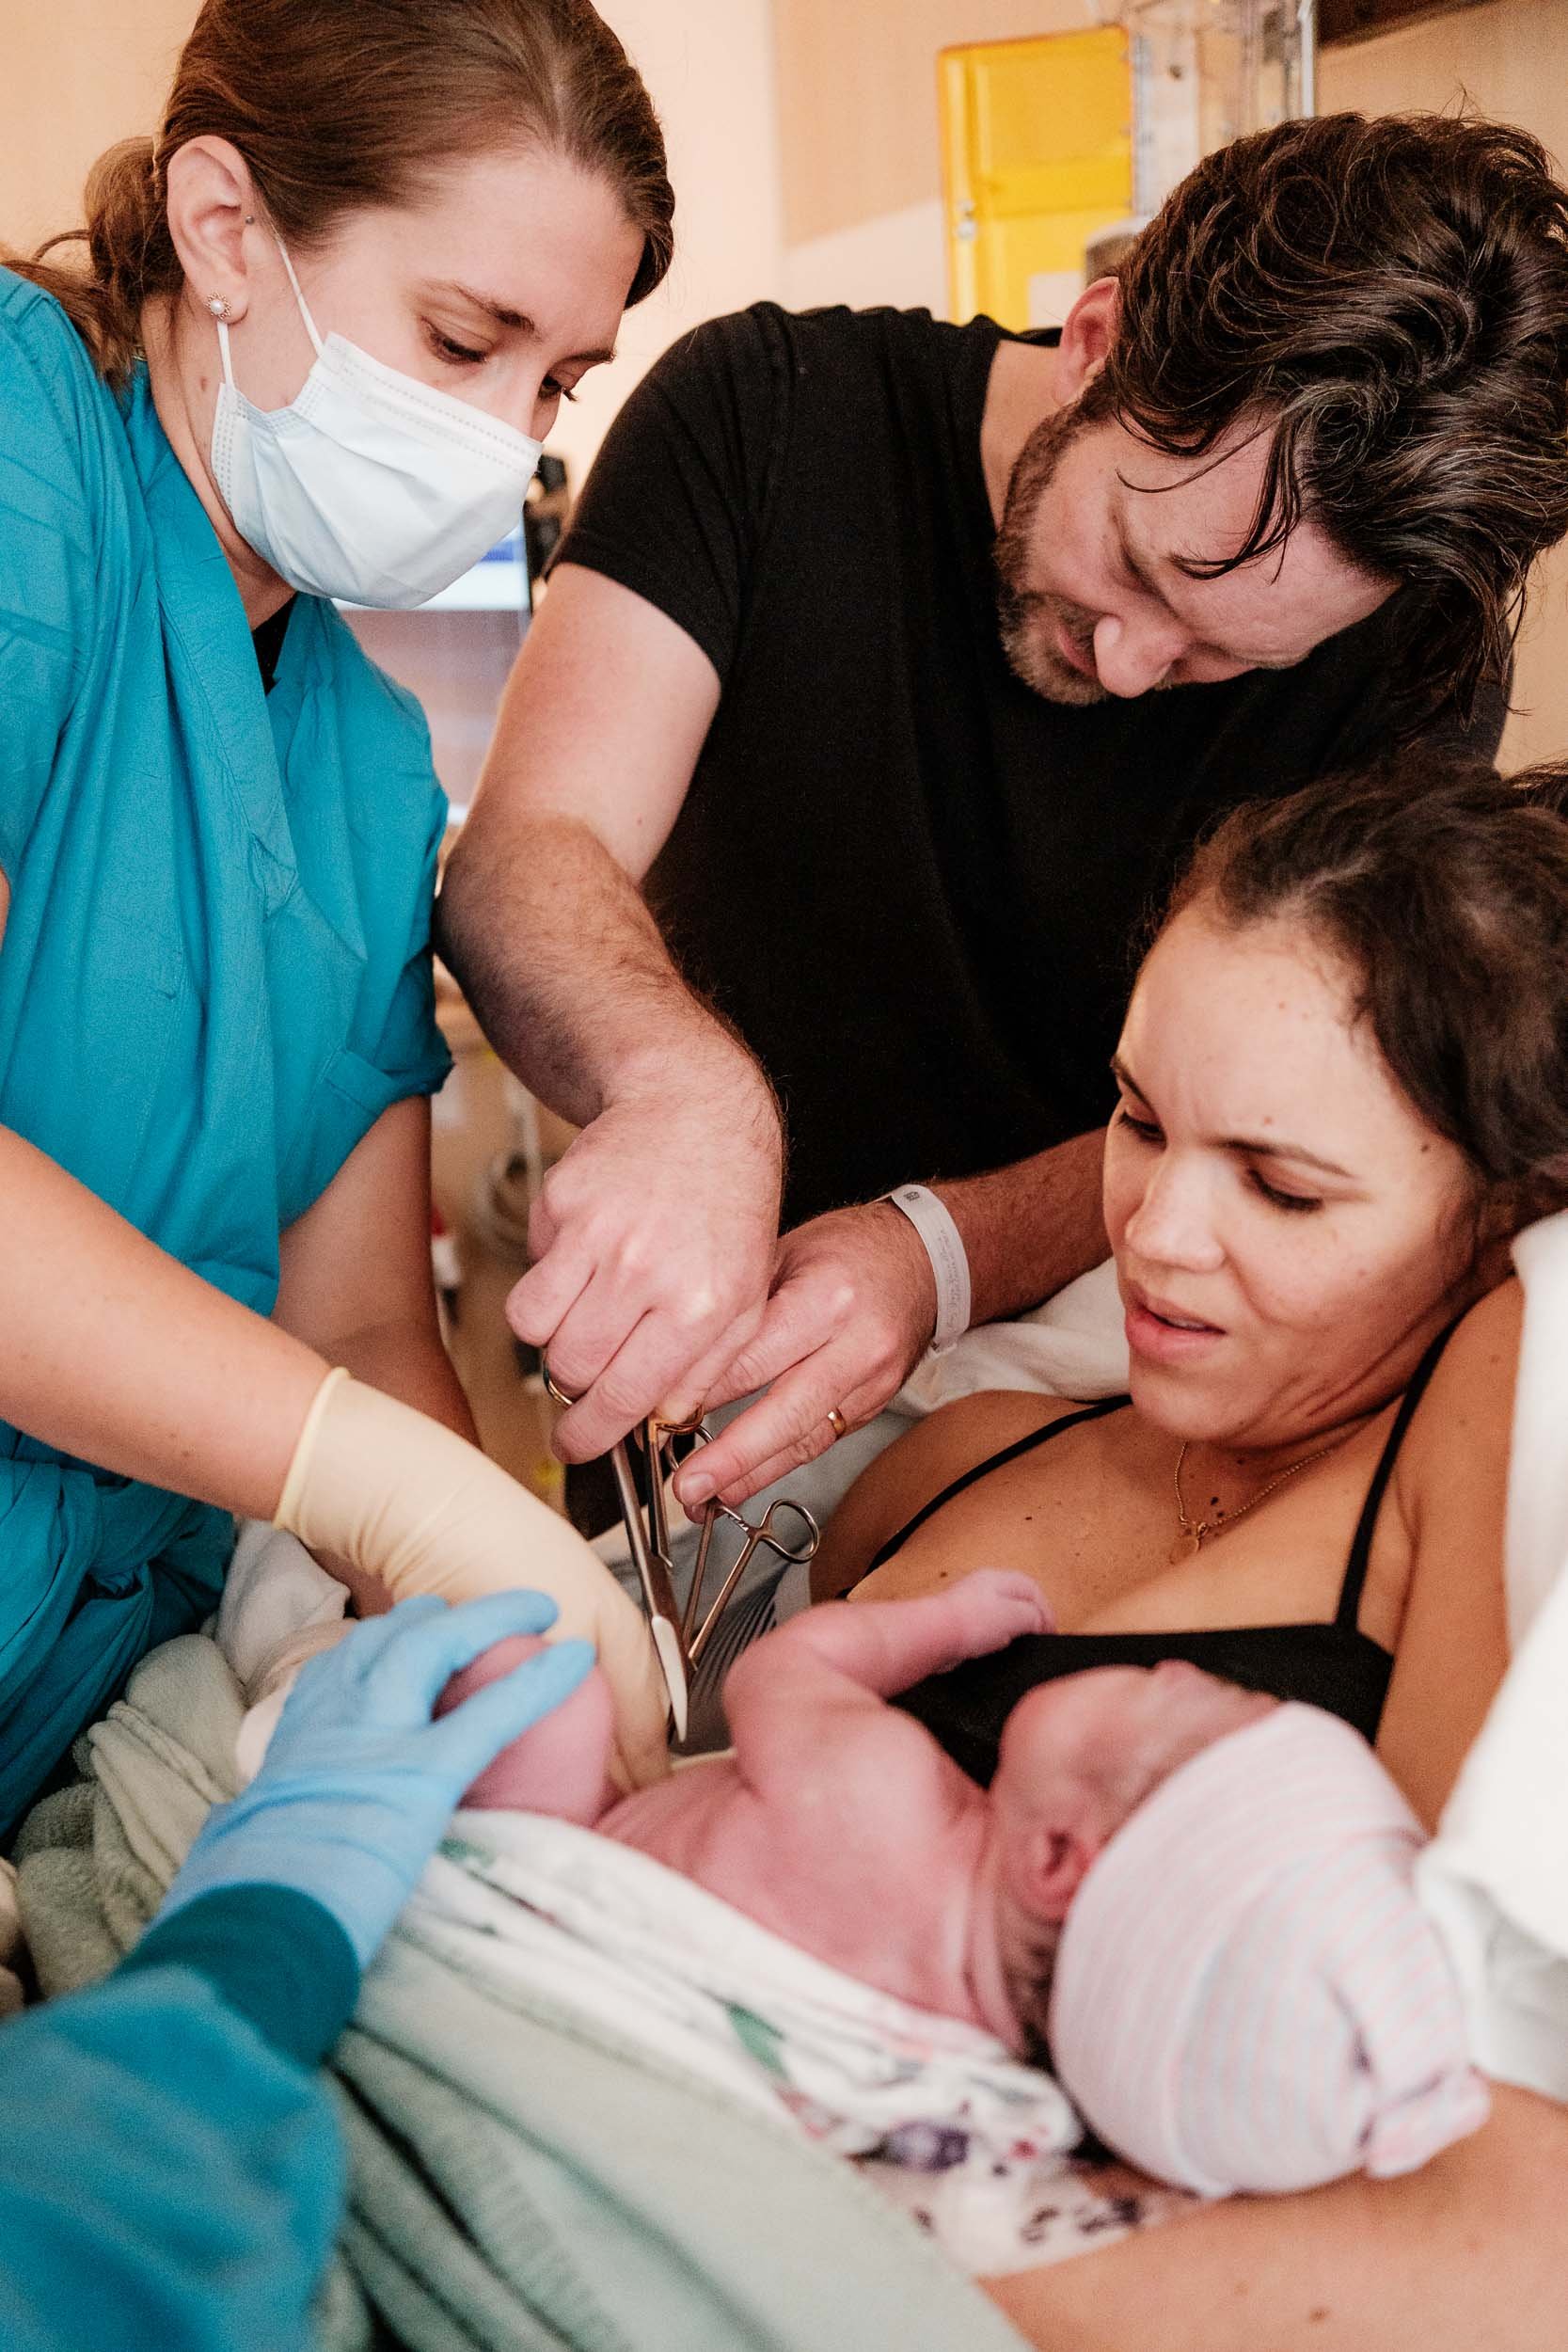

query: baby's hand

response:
[879,1567,1054,1682]
[946,1566,1056,1652]
[726,1567,1057,1720]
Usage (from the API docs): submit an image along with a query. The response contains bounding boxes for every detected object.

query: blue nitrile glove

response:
[161,1591,594,1966]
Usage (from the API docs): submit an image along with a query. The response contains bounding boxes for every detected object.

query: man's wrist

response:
[880,1184,973,1353]
[611,1026,777,1127]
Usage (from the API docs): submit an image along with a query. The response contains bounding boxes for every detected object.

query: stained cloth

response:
[405,1809,1101,2276]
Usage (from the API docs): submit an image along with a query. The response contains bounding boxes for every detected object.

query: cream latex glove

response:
[274,1370,669,1787]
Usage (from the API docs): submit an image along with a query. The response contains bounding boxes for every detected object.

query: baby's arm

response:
[725,1569,1052,1786]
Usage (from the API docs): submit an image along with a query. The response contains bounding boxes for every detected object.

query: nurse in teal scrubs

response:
[0,0,677,1834]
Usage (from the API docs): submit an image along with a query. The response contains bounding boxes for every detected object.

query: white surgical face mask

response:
[210,239,542,608]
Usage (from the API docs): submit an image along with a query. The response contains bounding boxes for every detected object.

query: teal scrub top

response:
[0,270,452,1836]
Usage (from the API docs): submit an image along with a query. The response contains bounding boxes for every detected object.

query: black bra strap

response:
[1337,1316,1465,1630]
[865,1393,1131,1574]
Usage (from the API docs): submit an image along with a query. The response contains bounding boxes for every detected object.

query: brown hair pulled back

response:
[1164,756,1568,1227]
[8,0,674,389]
[1104,113,1568,727]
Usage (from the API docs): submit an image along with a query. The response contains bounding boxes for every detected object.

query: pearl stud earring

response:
[207,294,232,322]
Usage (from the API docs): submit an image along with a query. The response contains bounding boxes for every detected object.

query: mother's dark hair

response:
[1164,755,1568,1227]
[7,0,673,389]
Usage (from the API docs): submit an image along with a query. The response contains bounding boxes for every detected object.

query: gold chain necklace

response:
[1170,1430,1357,1566]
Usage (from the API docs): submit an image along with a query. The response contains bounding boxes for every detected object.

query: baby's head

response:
[986,1658,1276,2050]
[987,1675,1487,2195]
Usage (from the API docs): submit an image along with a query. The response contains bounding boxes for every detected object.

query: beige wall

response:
[774,0,1095,320]
[773,0,1094,249]
[545,0,784,485]
[4,0,195,256]
[1321,0,1568,769]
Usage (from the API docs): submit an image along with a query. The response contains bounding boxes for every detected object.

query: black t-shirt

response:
[560,303,1502,1233]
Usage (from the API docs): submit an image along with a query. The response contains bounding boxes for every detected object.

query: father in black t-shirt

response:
[439,113,1568,1511]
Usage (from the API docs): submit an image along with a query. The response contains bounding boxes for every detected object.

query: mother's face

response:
[1102,905,1483,1447]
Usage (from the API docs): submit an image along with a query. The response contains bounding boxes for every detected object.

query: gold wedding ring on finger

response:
[826,1406,849,1442]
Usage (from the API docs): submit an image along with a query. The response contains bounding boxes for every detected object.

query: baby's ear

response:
[1030,1825,1100,1921]
[1005,1801,1104,1925]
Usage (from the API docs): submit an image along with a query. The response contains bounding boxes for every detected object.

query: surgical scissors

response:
[679,1429,818,1668]
[541,1361,695,1739]
[539,1365,820,1741]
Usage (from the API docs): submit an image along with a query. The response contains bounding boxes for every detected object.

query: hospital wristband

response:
[881,1184,973,1355]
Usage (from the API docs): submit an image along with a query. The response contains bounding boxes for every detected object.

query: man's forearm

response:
[437,804,785,1458]
[436,812,755,1127]
[933,1130,1108,1327]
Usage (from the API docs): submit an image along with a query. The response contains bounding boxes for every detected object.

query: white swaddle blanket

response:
[400,1809,1106,2274]
[214,1535,1179,2275]
[1418,1215,1568,2098]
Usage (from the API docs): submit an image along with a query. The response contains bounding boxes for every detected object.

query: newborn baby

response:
[437,1568,1488,2197]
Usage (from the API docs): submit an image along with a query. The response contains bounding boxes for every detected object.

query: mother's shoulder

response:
[1398,1278,1521,1496]
[1379,1281,1518,1824]
[893,1386,1115,1489]
[1434,1277,1523,1392]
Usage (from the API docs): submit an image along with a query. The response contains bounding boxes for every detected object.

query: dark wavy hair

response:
[7,0,674,390]
[1102,113,1568,726]
[1163,755,1568,1228]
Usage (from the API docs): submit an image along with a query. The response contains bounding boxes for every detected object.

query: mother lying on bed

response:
[809,751,1568,2347]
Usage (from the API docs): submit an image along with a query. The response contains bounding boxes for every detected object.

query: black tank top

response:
[887,1321,1459,1785]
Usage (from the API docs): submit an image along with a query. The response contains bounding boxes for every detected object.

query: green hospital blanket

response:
[14,1634,1026,2352]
